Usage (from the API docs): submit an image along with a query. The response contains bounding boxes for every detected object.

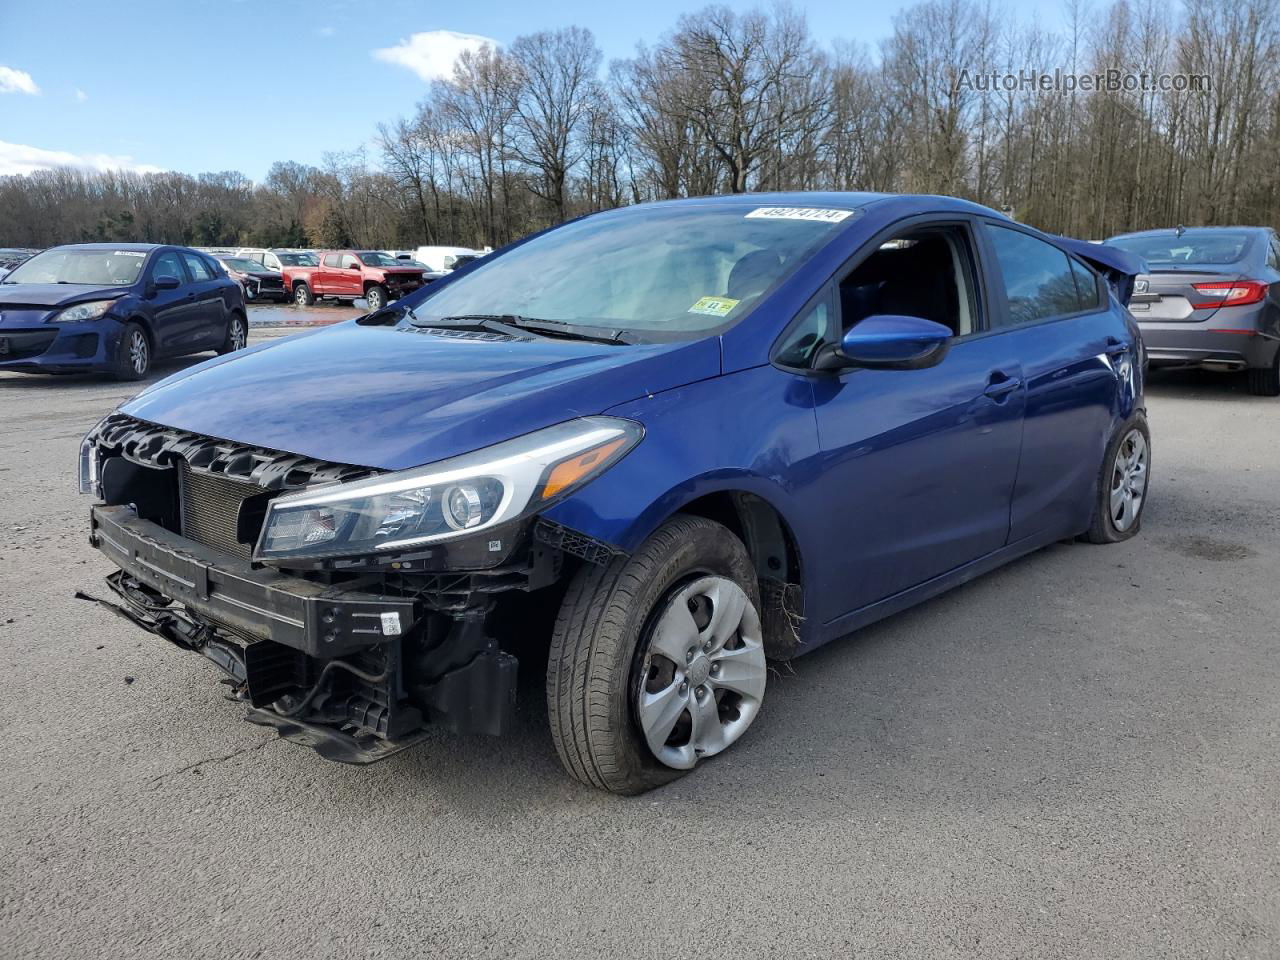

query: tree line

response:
[1,0,1276,251]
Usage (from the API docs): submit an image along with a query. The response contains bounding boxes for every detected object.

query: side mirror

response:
[816,314,952,371]
[153,274,181,291]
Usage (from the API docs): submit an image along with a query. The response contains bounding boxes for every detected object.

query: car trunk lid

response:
[1126,270,1240,322]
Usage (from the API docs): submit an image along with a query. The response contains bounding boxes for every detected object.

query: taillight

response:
[1191,280,1268,307]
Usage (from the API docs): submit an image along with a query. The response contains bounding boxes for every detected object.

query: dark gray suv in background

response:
[1107,226,1280,396]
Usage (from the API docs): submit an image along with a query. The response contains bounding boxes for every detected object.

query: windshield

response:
[1107,231,1254,266]
[3,248,147,285]
[358,252,403,267]
[407,203,855,335]
[277,252,317,266]
[222,258,263,272]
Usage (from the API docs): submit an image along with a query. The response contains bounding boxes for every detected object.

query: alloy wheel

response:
[231,317,247,350]
[636,575,766,770]
[129,329,148,375]
[1109,428,1148,532]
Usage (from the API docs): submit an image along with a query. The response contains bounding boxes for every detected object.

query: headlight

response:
[255,416,642,562]
[78,435,101,496]
[78,415,111,496]
[51,300,116,323]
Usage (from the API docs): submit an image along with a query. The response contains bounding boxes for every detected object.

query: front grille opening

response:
[178,462,270,561]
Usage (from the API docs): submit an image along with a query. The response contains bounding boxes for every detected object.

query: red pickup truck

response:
[283,251,427,311]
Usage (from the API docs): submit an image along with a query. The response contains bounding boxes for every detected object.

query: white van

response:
[409,245,483,273]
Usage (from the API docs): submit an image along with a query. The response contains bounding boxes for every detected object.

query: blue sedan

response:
[80,193,1149,793]
[0,243,247,380]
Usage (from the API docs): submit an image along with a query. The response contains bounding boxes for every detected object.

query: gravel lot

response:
[1,324,1277,959]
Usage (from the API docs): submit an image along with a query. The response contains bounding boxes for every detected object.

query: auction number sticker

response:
[689,296,740,317]
[745,207,853,223]
[113,251,146,257]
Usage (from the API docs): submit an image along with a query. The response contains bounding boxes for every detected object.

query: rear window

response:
[1107,231,1253,266]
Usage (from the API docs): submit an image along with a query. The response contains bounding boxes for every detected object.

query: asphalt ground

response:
[1,322,1276,959]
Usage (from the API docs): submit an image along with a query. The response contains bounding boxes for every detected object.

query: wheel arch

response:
[552,478,810,659]
[124,313,156,352]
[678,490,806,659]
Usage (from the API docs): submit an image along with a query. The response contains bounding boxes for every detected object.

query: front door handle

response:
[983,373,1022,400]
[1104,337,1128,358]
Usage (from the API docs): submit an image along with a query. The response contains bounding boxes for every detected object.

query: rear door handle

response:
[983,372,1022,400]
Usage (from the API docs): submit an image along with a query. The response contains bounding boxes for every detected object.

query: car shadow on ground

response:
[277,541,1100,817]
[1144,367,1268,402]
[0,356,210,390]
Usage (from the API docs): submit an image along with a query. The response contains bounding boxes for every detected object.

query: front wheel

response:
[1083,414,1151,543]
[217,312,247,355]
[113,321,151,381]
[365,284,388,311]
[292,283,314,307]
[546,515,767,795]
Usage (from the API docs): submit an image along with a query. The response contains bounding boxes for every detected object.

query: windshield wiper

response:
[425,314,636,345]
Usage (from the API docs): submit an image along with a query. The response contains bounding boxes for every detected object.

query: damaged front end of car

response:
[79,412,638,763]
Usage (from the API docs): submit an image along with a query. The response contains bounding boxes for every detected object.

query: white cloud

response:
[0,66,39,95]
[372,30,498,83]
[75,88,88,102]
[0,140,164,177]
[316,25,335,37]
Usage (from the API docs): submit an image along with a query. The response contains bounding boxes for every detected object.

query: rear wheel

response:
[1083,414,1150,543]
[365,285,388,311]
[292,283,314,307]
[217,311,247,355]
[113,322,151,381]
[1247,347,1280,397]
[546,515,767,795]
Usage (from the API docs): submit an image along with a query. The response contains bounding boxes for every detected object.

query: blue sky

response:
[0,0,1070,181]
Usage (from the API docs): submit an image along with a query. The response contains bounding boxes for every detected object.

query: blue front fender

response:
[541,364,828,628]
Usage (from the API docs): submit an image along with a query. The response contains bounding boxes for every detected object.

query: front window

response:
[406,203,857,337]
[1107,231,1253,266]
[3,248,147,286]
[357,252,402,268]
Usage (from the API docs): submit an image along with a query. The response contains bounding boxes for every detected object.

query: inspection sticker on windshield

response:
[689,296,740,317]
[112,251,146,257]
[745,207,853,223]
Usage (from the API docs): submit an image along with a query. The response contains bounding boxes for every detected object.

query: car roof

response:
[55,242,165,252]
[626,191,1006,219]
[1108,226,1271,239]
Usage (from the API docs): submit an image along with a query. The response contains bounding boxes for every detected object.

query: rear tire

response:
[365,285,388,311]
[113,322,151,382]
[1082,413,1150,543]
[1247,348,1280,397]
[546,515,765,795]
[292,283,314,307]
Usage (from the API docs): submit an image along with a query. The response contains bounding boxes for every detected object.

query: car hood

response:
[0,284,128,310]
[121,322,721,471]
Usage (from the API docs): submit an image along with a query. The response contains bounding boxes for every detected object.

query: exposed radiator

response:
[178,462,268,561]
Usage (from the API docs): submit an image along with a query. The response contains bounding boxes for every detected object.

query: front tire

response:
[217,311,247,355]
[546,515,767,795]
[113,321,151,381]
[292,283,314,307]
[365,284,388,311]
[1083,413,1151,543]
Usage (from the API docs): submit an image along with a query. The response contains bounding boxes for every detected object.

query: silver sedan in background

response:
[1107,226,1280,396]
